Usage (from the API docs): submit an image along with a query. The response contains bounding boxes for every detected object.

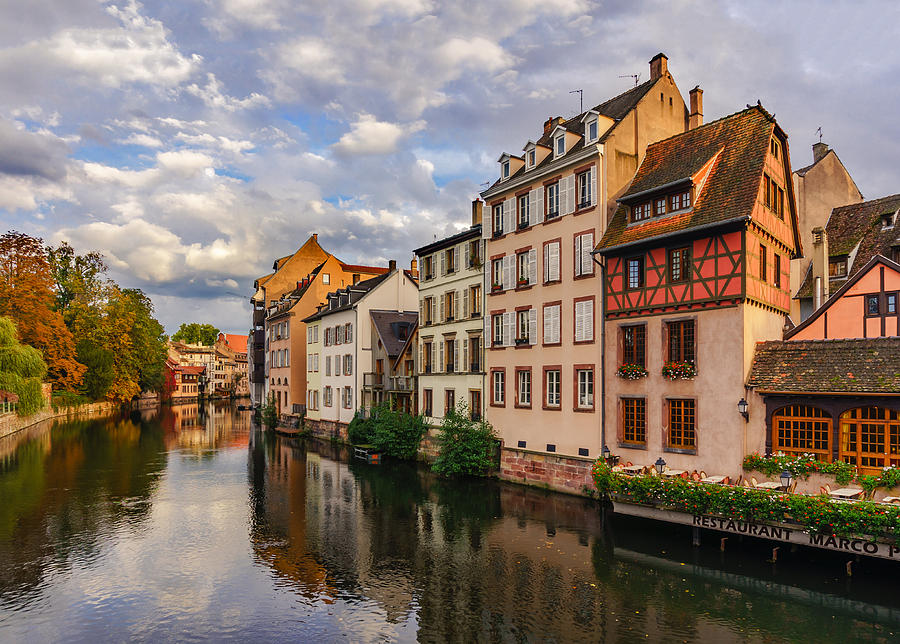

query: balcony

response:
[390,376,417,392]
[363,372,384,388]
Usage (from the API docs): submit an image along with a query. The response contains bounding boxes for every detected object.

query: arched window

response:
[772,405,832,460]
[840,407,900,473]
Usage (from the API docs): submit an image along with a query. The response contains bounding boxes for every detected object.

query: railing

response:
[390,376,417,391]
[363,372,384,387]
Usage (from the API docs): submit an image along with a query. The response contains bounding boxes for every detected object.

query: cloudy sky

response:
[0,0,897,334]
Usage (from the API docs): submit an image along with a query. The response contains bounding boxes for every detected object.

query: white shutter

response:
[583,232,594,275]
[589,166,597,207]
[575,301,584,342]
[454,290,460,319]
[440,251,446,276]
[503,312,514,347]
[462,288,469,317]
[528,248,537,285]
[432,343,436,371]
[543,306,552,344]
[463,336,468,371]
[439,341,444,372]
[528,309,537,345]
[562,174,575,215]
[440,294,445,322]
[575,235,583,276]
[584,300,594,341]
[502,255,513,290]
[482,202,491,239]
[419,298,424,324]
[454,247,460,273]
[549,242,560,282]
[543,244,549,283]
[453,339,459,371]
[553,305,560,343]
[534,186,544,224]
[484,311,491,349]
[504,197,515,234]
[418,342,423,369]
[501,199,509,234]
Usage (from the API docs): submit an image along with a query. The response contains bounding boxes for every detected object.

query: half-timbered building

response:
[594,104,802,477]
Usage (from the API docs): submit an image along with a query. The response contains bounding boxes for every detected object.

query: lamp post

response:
[780,469,793,491]
[602,445,610,461]
[738,397,749,422]
[654,457,667,475]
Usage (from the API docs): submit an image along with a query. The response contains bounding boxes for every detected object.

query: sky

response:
[0,0,897,335]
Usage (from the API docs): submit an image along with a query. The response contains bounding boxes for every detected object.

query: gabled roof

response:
[301,271,393,323]
[787,254,900,339]
[482,78,659,196]
[219,333,248,354]
[371,311,418,358]
[597,105,794,254]
[748,337,900,394]
[339,262,388,275]
[413,224,481,256]
[796,193,900,299]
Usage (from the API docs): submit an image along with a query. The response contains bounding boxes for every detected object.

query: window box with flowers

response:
[661,361,696,380]
[616,363,648,380]
[516,278,529,288]
[491,283,502,293]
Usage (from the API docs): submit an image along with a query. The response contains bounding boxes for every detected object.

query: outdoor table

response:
[662,469,686,478]
[621,465,644,475]
[700,475,726,484]
[829,487,864,499]
[755,481,783,490]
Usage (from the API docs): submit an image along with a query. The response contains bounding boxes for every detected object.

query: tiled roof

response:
[414,224,481,256]
[339,262,388,275]
[370,311,418,358]
[220,333,247,354]
[301,271,393,322]
[796,193,900,298]
[597,105,777,253]
[483,78,659,195]
[747,338,900,393]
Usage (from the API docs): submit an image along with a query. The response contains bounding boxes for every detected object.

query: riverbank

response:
[0,400,125,440]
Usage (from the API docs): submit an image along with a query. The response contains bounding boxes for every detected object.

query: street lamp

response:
[654,457,667,475]
[738,398,749,422]
[602,445,610,461]
[780,469,793,491]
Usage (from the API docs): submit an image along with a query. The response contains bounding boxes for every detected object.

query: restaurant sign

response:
[613,502,900,561]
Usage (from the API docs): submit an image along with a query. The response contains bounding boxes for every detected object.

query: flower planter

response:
[617,363,648,380]
[661,361,696,380]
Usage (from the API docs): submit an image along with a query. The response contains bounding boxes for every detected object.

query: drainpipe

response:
[592,143,608,457]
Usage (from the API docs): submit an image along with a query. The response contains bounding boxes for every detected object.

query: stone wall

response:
[499,446,596,496]
[0,399,121,440]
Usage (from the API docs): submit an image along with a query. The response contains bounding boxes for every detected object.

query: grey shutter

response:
[528,309,537,345]
[484,311,491,349]
[440,251,446,276]
[463,337,468,372]
[463,288,469,317]
[454,247,460,273]
[440,293,445,321]
[528,248,537,285]
[419,298,424,324]
[455,290,460,319]
[534,186,544,224]
[439,341,444,373]
[453,339,459,371]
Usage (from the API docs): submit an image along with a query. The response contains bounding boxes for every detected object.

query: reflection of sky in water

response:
[2,403,900,642]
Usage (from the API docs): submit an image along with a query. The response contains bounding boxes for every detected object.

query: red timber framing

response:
[605,229,744,318]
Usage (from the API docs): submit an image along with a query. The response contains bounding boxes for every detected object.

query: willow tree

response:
[0,317,47,415]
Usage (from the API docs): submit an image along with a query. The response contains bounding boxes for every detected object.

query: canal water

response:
[1,402,899,642]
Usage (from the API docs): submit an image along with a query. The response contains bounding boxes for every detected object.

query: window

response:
[492,314,504,346]
[622,398,646,445]
[445,389,455,413]
[654,197,667,216]
[669,191,691,211]
[502,160,510,179]
[445,291,455,321]
[577,170,592,209]
[345,323,352,343]
[829,258,847,278]
[468,240,481,267]
[587,118,598,142]
[543,240,560,282]
[546,182,559,217]
[668,319,695,363]
[626,257,644,289]
[574,232,594,276]
[492,370,505,405]
[517,310,530,343]
[323,273,330,284]
[668,399,696,449]
[555,135,565,156]
[622,325,646,367]
[422,342,432,373]
[773,405,831,459]
[668,247,690,283]
[344,354,353,375]
[774,254,782,288]
[764,175,784,218]
[325,356,331,376]
[882,213,895,231]
[343,386,352,409]
[528,149,536,167]
[759,245,767,282]
[446,248,456,273]
[424,296,433,325]
[336,325,344,344]
[574,299,594,343]
[493,205,503,236]
[491,258,503,289]
[632,202,651,222]
[517,252,529,285]
[324,386,332,407]
[866,294,880,316]
[543,304,560,344]
[469,285,481,315]
[469,390,482,421]
[518,194,530,228]
[517,369,531,407]
[545,369,561,408]
[770,138,779,159]
[577,369,593,409]
[469,336,481,372]
[888,293,898,314]
[444,338,455,372]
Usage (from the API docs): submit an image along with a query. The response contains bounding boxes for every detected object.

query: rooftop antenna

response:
[569,89,583,114]
[816,126,823,143]
[619,73,640,87]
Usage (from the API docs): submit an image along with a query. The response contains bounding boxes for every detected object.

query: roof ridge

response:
[832,192,900,214]
[644,104,766,149]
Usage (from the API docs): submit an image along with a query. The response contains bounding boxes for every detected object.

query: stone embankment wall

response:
[0,400,122,440]
[499,447,596,496]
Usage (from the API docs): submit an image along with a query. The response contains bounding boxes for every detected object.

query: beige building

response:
[414,208,485,422]
[480,53,690,466]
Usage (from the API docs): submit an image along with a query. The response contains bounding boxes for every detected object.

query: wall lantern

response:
[780,469,793,491]
[737,398,749,422]
[654,457,667,475]
[601,445,611,460]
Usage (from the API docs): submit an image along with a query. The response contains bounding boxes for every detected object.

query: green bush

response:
[432,403,497,477]
[0,372,43,416]
[51,390,90,409]
[348,408,375,445]
[743,452,856,486]
[369,403,427,460]
[0,317,48,416]
[261,393,278,430]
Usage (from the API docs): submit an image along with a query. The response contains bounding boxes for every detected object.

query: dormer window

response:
[882,212,895,230]
[632,203,651,222]
[555,135,565,157]
[502,160,510,179]
[528,149,536,168]
[829,258,847,278]
[586,118,598,143]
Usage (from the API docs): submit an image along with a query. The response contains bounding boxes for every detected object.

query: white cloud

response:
[120,133,164,148]
[332,114,425,157]
[156,150,215,176]
[184,73,271,112]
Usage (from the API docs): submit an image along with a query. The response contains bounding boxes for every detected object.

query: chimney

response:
[388,259,397,272]
[811,226,830,309]
[689,86,704,130]
[410,257,419,279]
[471,199,483,227]
[543,116,563,134]
[813,142,829,164]
[649,52,668,81]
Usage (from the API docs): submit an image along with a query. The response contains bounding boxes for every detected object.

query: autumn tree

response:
[0,232,85,391]
[172,322,220,346]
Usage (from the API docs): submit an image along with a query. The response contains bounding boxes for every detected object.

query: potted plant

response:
[491,282,502,292]
[516,277,528,287]
[661,361,696,380]
[616,363,648,379]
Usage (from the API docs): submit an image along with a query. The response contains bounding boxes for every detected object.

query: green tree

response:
[75,340,114,400]
[369,403,427,460]
[172,322,220,346]
[0,317,47,415]
[46,241,108,322]
[432,403,497,477]
[261,393,278,430]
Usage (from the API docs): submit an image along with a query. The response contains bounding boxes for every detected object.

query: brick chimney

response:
[813,142,829,164]
[410,257,419,279]
[388,259,397,272]
[543,116,563,134]
[689,86,703,130]
[649,53,668,81]
[471,199,483,227]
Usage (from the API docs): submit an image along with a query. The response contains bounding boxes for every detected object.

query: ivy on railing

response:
[591,459,900,539]
[742,453,856,486]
